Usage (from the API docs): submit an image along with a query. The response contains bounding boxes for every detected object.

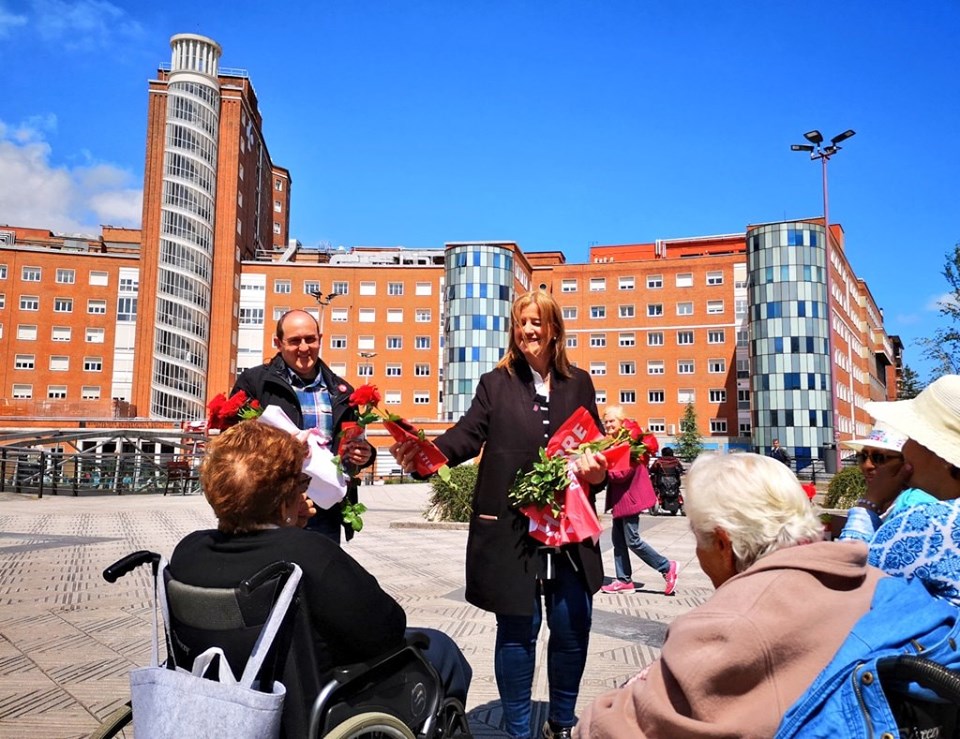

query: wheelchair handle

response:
[103,550,162,583]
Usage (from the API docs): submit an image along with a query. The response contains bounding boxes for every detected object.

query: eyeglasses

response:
[282,336,319,348]
[855,450,903,466]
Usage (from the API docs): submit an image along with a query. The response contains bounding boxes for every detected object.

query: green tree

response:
[898,364,925,399]
[676,403,704,461]
[918,243,960,379]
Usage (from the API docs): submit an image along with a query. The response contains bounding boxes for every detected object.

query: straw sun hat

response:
[840,422,908,454]
[864,375,960,469]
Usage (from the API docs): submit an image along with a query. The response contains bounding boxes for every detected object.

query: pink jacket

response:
[605,462,657,518]
[575,542,883,739]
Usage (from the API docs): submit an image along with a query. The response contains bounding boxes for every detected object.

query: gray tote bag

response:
[130,558,301,739]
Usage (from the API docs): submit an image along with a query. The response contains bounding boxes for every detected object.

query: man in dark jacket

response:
[232,309,374,543]
[769,439,791,468]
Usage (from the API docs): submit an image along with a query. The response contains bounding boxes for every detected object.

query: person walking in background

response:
[769,438,791,467]
[600,407,678,596]
[391,290,607,739]
[232,309,375,544]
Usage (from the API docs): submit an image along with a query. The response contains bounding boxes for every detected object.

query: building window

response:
[646,275,663,289]
[56,269,75,284]
[589,333,606,348]
[0,265,6,279]
[239,308,263,325]
[330,336,347,349]
[387,336,403,350]
[20,295,39,311]
[737,358,750,379]
[14,354,35,370]
[415,363,430,376]
[359,281,376,296]
[735,299,747,318]
[21,266,41,282]
[303,280,320,295]
[358,336,375,350]
[414,392,430,405]
[595,390,607,405]
[678,388,695,404]
[415,309,431,323]
[387,309,403,323]
[384,391,401,405]
[273,222,281,235]
[119,277,138,292]
[649,390,665,404]
[709,389,727,403]
[357,364,373,377]
[589,277,606,292]
[332,281,348,295]
[739,422,752,436]
[387,282,404,296]
[358,308,375,323]
[561,279,577,293]
[710,419,728,434]
[619,332,636,347]
[707,270,724,286]
[708,329,726,344]
[275,178,283,191]
[738,389,751,410]
[330,308,348,323]
[709,358,726,373]
[54,297,73,313]
[562,306,577,320]
[386,364,402,377]
[50,355,69,371]
[590,362,606,376]
[676,302,693,316]
[416,282,432,296]
[678,360,695,374]
[274,279,291,294]
[117,296,137,321]
[736,329,748,347]
[0,293,4,309]
[52,326,71,341]
[87,299,107,315]
[647,360,664,375]
[415,336,431,350]
[647,303,663,317]
[12,384,31,399]
[618,276,635,290]
[83,357,103,372]
[566,336,578,348]
[619,361,636,375]
[618,304,635,319]
[274,199,282,213]
[17,325,37,340]
[648,419,666,433]
[590,305,606,319]
[81,386,101,400]
[707,300,725,315]
[677,330,694,345]
[647,331,663,347]
[89,271,108,286]
[676,273,693,288]
[620,390,636,404]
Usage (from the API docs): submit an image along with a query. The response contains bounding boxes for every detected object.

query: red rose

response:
[622,419,643,442]
[349,384,382,408]
[249,399,261,411]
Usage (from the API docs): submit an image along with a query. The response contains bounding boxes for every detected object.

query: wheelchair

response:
[92,550,469,738]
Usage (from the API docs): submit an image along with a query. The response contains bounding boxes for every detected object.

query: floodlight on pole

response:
[790,128,856,472]
[309,290,340,355]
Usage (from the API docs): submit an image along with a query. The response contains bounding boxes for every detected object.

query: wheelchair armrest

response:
[404,630,431,650]
[332,640,417,684]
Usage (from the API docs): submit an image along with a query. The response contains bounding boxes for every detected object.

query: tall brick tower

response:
[132,34,290,420]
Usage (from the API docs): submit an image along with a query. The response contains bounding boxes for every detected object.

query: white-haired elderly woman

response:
[575,453,888,739]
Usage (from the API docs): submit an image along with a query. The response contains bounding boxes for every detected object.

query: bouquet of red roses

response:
[206,390,263,431]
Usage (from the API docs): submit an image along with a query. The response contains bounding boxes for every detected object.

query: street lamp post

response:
[791,128,855,473]
[309,290,340,356]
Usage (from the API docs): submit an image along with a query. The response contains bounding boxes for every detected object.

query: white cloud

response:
[30,0,143,51]
[0,118,142,236]
[927,293,959,311]
[0,5,28,37]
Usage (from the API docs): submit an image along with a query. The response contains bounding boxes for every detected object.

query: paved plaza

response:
[0,484,712,738]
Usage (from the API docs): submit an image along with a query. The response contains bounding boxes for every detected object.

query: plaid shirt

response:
[285,366,334,446]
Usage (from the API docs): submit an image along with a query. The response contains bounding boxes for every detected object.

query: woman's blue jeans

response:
[494,553,592,739]
[611,514,669,581]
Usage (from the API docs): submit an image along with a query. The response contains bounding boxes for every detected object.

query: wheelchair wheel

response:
[325,711,417,739]
[436,697,470,737]
[89,702,133,738]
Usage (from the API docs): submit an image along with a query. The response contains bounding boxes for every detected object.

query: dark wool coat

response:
[434,361,605,616]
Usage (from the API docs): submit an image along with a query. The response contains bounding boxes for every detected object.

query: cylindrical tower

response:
[443,243,515,420]
[150,34,221,419]
[746,220,835,466]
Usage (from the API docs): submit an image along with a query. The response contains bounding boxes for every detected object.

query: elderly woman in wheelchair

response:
[576,452,960,738]
[168,420,472,737]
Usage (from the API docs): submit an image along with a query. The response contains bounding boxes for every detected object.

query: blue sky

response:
[1,0,957,380]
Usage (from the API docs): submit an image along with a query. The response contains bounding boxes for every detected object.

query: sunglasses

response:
[855,450,903,466]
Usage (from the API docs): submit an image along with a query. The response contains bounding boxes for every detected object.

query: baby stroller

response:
[650,450,684,516]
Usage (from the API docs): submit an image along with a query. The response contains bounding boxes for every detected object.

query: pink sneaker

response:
[601,579,635,594]
[663,561,678,595]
